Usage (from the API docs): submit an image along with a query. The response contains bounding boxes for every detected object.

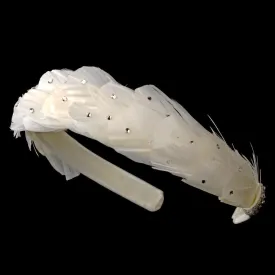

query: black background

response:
[5,6,273,251]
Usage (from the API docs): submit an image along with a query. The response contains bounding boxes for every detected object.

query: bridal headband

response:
[10,66,265,223]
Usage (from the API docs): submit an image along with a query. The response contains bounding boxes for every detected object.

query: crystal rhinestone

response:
[125,128,131,133]
[87,112,92,117]
[107,115,112,120]
[29,108,34,113]
[111,94,117,99]
[81,79,87,84]
[62,96,68,102]
[48,78,53,84]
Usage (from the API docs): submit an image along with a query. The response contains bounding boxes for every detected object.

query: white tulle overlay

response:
[10,66,265,222]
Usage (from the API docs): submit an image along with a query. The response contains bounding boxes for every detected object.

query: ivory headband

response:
[10,66,265,223]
